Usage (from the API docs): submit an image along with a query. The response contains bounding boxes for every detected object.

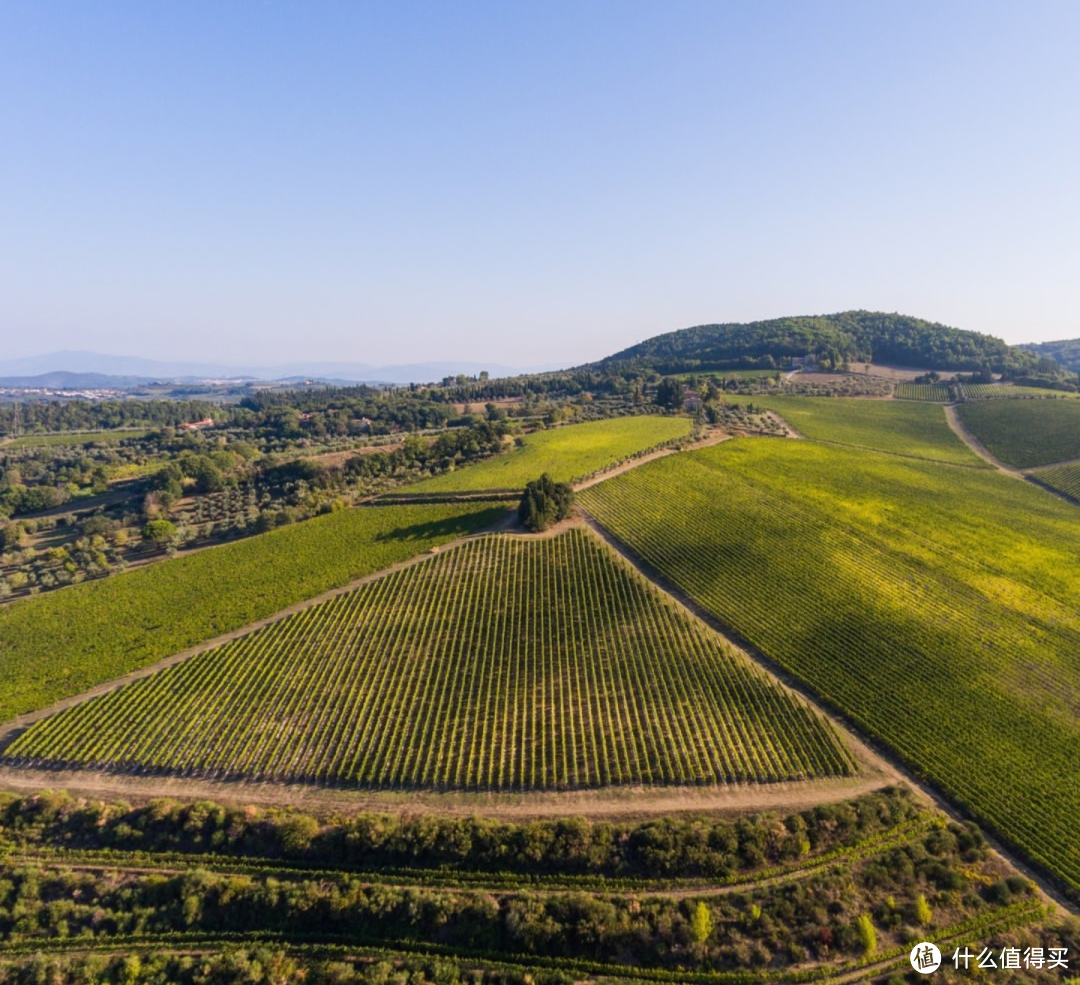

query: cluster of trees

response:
[1,788,918,877]
[0,823,1041,973]
[0,949,525,985]
[0,399,234,434]
[518,474,575,532]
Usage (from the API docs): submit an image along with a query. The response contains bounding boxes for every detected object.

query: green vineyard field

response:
[1031,462,1080,501]
[0,502,508,722]
[1,529,852,790]
[580,440,1080,895]
[755,396,984,465]
[409,415,692,492]
[955,398,1080,468]
[893,382,953,401]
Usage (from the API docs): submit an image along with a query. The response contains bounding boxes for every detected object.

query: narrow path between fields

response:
[942,404,1023,476]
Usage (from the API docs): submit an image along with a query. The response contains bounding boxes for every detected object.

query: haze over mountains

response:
[4,311,1078,391]
[0,351,552,387]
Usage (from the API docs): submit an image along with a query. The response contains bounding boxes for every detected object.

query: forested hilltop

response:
[1019,338,1080,374]
[593,310,1040,374]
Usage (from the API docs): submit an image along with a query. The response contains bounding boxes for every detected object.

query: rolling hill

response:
[591,310,1039,375]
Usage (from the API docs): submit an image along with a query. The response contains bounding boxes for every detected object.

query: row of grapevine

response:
[0,501,508,722]
[1,529,852,791]
[1030,463,1080,501]
[579,441,1080,895]
[893,383,954,401]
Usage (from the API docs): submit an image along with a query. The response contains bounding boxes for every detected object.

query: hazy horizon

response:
[2,1,1077,364]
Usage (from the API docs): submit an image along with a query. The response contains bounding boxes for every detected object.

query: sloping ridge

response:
[0,528,852,792]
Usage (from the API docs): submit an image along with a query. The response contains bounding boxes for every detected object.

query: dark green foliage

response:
[594,311,1038,374]
[518,473,574,531]
[0,787,919,878]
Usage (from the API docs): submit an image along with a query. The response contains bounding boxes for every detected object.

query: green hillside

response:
[754,396,986,466]
[956,399,1080,468]
[581,440,1080,897]
[409,415,691,492]
[594,311,1037,374]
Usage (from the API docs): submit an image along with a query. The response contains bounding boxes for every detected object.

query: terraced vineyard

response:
[893,382,953,401]
[955,398,1080,468]
[1031,462,1080,501]
[409,415,692,492]
[755,396,984,465]
[580,440,1080,897]
[1,529,851,790]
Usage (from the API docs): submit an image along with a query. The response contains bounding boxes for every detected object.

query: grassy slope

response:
[581,440,1080,895]
[0,502,508,722]
[757,397,986,466]
[6,529,850,790]
[409,416,692,492]
[956,399,1080,468]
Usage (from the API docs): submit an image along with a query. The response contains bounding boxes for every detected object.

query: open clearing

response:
[1,529,851,791]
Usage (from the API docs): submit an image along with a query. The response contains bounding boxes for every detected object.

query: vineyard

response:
[1,529,852,790]
[1030,462,1080,501]
[753,396,984,466]
[893,382,953,401]
[0,501,507,722]
[955,398,1080,468]
[580,440,1080,898]
[409,415,692,492]
[959,383,1020,399]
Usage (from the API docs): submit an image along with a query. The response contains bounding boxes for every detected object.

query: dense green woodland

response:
[1,788,1072,985]
[596,311,1043,374]
[1020,338,1080,375]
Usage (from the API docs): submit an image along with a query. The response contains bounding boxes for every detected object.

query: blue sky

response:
[1,1,1077,367]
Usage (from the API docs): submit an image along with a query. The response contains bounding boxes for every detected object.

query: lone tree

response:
[518,473,574,532]
[142,519,177,549]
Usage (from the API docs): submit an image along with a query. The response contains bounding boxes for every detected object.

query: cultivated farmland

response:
[580,440,1080,897]
[0,501,508,722]
[755,396,984,466]
[893,382,952,401]
[1,529,852,790]
[955,398,1080,468]
[409,415,692,492]
[1031,462,1080,501]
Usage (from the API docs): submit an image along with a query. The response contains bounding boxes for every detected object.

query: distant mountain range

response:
[0,351,552,387]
